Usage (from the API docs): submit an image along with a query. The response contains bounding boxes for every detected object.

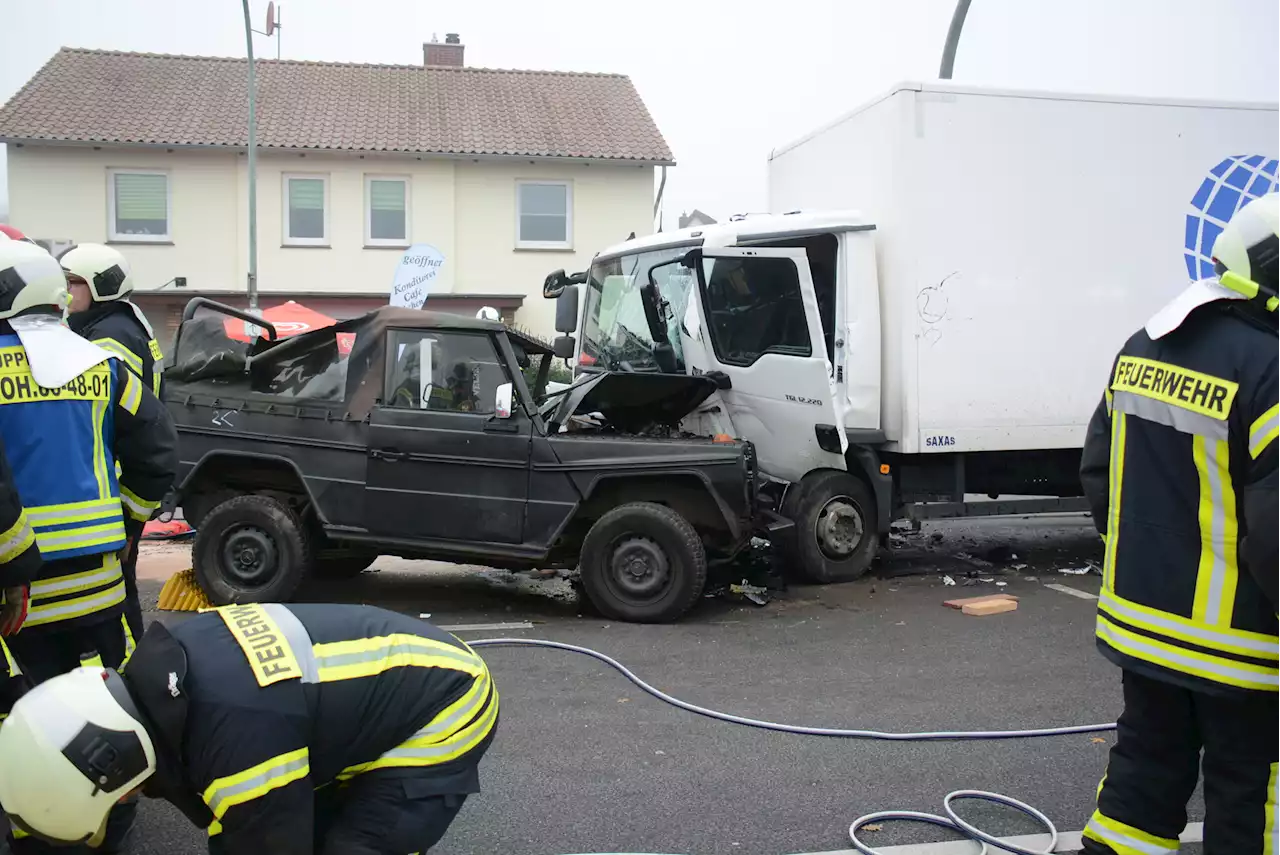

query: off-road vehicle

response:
[162,299,790,623]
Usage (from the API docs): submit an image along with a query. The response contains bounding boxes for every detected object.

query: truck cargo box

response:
[768,82,1279,455]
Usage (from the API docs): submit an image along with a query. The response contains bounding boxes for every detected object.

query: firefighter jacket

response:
[0,333,177,630]
[69,301,165,397]
[1080,301,1279,696]
[125,603,499,855]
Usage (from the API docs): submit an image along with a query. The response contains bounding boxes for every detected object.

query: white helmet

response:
[1211,192,1279,312]
[59,243,134,302]
[0,239,71,320]
[0,666,156,847]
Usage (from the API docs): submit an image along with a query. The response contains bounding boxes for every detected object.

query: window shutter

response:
[370,180,405,212]
[290,179,325,210]
[115,173,167,220]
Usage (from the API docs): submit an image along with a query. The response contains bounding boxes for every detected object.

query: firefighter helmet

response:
[1212,192,1279,312]
[0,239,71,320]
[59,243,134,302]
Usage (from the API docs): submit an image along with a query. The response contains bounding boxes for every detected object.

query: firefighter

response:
[61,243,167,644]
[1078,192,1279,855]
[0,240,178,853]
[0,604,499,854]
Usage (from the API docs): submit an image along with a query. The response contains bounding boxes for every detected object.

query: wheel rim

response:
[814,495,864,561]
[221,524,280,588]
[606,536,672,603]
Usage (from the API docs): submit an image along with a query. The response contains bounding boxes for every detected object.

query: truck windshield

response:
[580,247,696,373]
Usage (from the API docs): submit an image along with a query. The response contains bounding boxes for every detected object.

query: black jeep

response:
[162,299,789,623]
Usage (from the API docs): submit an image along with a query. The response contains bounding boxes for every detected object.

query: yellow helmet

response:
[1211,192,1279,312]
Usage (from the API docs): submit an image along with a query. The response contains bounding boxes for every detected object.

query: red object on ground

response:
[142,519,195,540]
[224,300,338,342]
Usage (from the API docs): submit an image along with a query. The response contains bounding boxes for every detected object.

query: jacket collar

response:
[68,300,125,335]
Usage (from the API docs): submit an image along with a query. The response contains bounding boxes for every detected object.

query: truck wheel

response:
[194,495,312,604]
[313,550,378,578]
[782,470,878,583]
[579,502,707,624]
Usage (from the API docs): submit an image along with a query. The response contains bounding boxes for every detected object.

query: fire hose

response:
[469,637,1117,855]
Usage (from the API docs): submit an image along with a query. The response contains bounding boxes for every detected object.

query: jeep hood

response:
[550,372,718,433]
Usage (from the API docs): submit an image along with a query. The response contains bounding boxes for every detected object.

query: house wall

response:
[6,144,655,337]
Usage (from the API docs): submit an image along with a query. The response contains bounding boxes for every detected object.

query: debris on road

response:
[942,574,957,586]
[1060,566,1092,575]
[729,580,770,606]
[961,598,1018,616]
[943,593,1019,610]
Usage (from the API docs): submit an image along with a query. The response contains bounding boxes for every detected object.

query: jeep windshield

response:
[580,246,697,373]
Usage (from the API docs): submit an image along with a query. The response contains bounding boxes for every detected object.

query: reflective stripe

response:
[311,634,485,683]
[0,510,35,564]
[1097,614,1278,691]
[1083,812,1179,855]
[1192,436,1239,627]
[23,579,125,628]
[1112,389,1228,439]
[260,604,318,683]
[32,522,125,555]
[92,395,110,499]
[26,498,123,527]
[81,652,104,668]
[119,485,158,523]
[1103,411,1127,592]
[1098,588,1278,660]
[121,614,136,669]
[95,339,142,375]
[119,370,142,416]
[2,638,20,678]
[30,559,122,599]
[1265,762,1277,855]
[341,683,498,779]
[1252,404,1280,459]
[202,747,309,820]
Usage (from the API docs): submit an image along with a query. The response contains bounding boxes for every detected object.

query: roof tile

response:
[0,47,674,163]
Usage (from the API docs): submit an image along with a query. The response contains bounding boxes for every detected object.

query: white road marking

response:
[1043,583,1099,601]
[438,621,535,632]
[791,821,1203,855]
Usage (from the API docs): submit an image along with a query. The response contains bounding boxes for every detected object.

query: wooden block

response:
[962,598,1019,616]
[943,593,1019,609]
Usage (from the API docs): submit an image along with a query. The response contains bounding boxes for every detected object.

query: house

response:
[677,209,717,229]
[0,39,674,339]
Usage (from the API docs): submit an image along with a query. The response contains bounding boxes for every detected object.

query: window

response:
[385,331,509,414]
[516,180,572,249]
[108,169,170,242]
[284,174,328,245]
[366,176,410,246]
[701,256,812,367]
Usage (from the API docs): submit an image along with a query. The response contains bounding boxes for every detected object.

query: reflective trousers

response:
[1082,669,1278,855]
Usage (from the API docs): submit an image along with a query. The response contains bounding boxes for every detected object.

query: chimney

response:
[424,33,465,67]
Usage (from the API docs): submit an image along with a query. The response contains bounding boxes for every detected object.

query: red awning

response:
[224,300,338,342]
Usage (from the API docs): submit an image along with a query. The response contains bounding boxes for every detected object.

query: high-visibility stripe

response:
[119,485,158,523]
[94,338,143,375]
[1265,762,1277,855]
[2,638,20,678]
[119,370,143,416]
[1103,411,1126,592]
[1191,436,1239,627]
[92,396,110,499]
[29,558,122,600]
[31,521,126,556]
[1097,614,1278,692]
[23,579,125,628]
[202,747,309,821]
[0,510,35,564]
[1252,404,1280,459]
[1098,588,1277,661]
[121,614,136,669]
[1113,388,1228,439]
[261,603,318,682]
[26,498,123,527]
[1110,355,1237,421]
[311,634,486,683]
[1082,811,1179,855]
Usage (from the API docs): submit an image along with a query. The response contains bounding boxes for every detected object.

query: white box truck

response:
[543,81,1279,584]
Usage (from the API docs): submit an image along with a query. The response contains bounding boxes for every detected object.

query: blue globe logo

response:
[1185,155,1279,280]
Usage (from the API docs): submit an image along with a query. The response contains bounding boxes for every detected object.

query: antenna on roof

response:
[251,1,283,60]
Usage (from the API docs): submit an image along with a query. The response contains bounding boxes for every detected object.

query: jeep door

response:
[366,329,531,544]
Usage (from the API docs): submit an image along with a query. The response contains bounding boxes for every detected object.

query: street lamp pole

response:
[241,0,260,310]
[938,0,973,80]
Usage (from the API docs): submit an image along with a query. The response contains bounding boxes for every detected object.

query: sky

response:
[1,0,1277,225]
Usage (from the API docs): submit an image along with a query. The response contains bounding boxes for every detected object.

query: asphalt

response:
[76,515,1210,854]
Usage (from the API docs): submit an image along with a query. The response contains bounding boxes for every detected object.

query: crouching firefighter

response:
[0,240,178,853]
[1079,192,1280,855]
[0,604,500,854]
[61,243,166,643]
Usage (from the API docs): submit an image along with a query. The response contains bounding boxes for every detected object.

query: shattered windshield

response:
[580,247,697,373]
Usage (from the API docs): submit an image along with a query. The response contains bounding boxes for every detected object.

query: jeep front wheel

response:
[193,495,312,604]
[578,502,707,624]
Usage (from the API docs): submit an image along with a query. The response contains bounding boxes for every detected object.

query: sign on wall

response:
[390,243,446,310]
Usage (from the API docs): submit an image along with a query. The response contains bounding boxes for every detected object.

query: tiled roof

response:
[0,47,674,163]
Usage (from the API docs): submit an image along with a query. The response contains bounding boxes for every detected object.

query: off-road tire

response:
[313,549,379,578]
[579,502,707,623]
[194,494,312,604]
[781,469,878,583]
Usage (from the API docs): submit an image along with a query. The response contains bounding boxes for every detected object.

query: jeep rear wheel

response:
[579,502,707,623]
[194,495,312,604]
[781,470,878,583]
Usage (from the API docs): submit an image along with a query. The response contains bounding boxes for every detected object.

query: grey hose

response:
[470,638,1113,854]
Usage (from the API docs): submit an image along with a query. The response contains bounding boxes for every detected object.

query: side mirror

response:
[543,270,568,299]
[553,335,576,360]
[495,382,514,418]
[555,284,579,334]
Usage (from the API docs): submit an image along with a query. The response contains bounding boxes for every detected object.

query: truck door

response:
[686,247,847,481]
